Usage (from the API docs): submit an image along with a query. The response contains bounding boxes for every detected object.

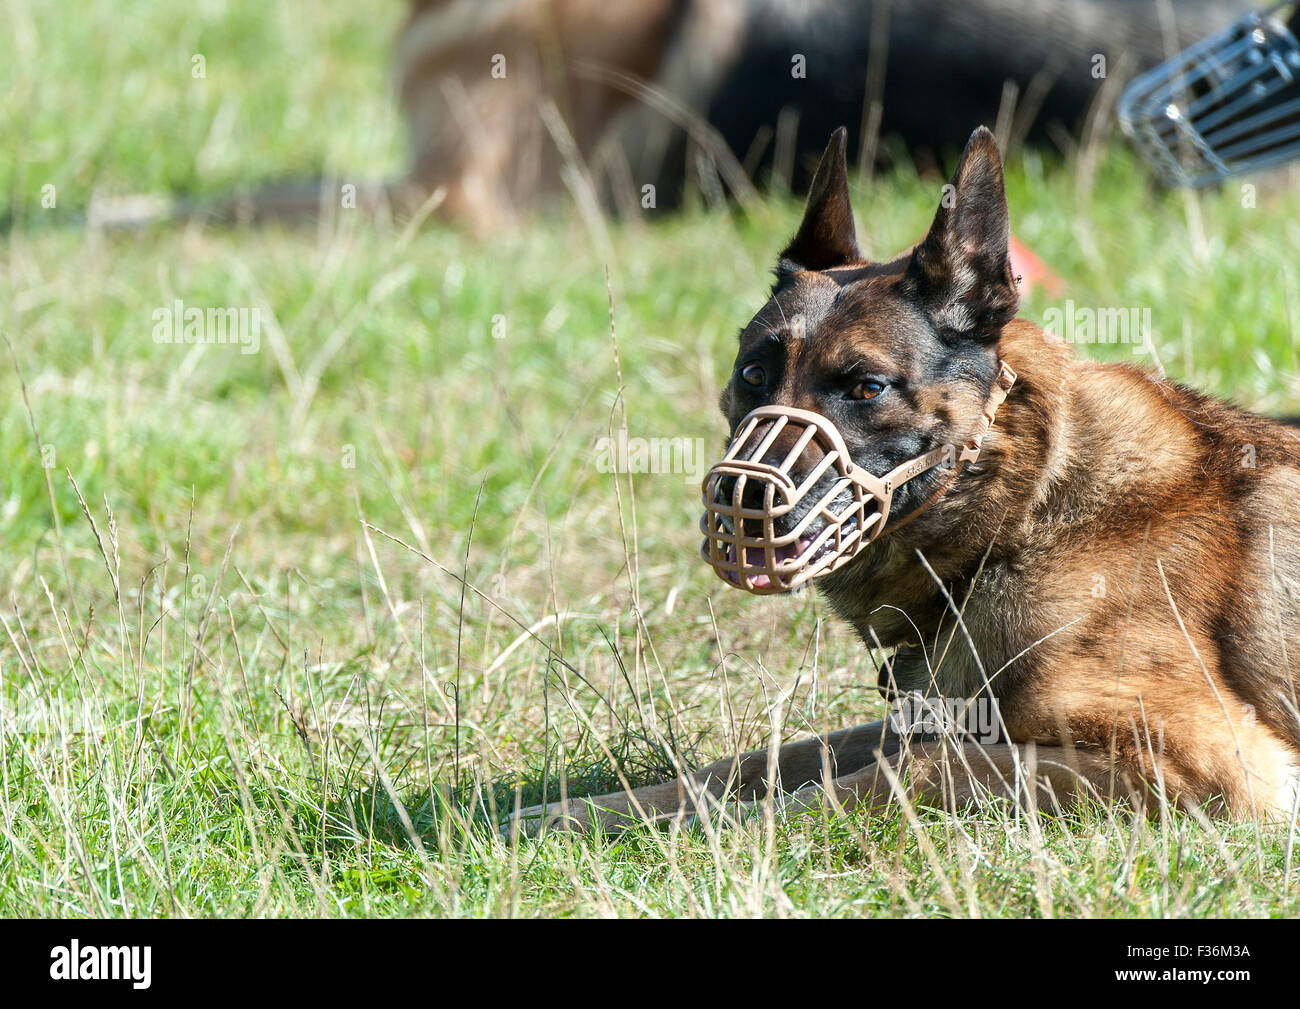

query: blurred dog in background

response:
[87,1,1291,236]
[393,0,1261,231]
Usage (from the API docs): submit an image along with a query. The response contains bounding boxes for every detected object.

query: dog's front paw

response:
[499,799,601,840]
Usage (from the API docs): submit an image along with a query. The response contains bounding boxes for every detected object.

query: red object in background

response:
[1008,234,1064,298]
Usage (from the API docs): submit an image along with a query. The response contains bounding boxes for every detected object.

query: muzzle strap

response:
[878,359,1016,537]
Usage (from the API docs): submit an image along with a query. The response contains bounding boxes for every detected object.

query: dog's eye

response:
[740,363,766,387]
[849,380,885,400]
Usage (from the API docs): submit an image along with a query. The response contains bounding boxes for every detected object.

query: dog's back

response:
[843,318,1300,815]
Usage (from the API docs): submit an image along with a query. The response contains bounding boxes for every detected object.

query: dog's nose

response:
[713,472,774,512]
[715,473,765,507]
[732,420,830,491]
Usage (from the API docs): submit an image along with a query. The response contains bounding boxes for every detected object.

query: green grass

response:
[3,0,1300,918]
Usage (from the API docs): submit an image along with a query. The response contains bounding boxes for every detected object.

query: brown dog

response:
[510,126,1300,835]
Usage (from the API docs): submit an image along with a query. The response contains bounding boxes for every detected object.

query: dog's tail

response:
[83,178,425,230]
[0,177,440,236]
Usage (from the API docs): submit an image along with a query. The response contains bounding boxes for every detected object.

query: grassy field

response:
[3,1,1300,918]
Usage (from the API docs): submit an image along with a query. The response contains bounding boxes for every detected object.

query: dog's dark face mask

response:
[710,126,1021,589]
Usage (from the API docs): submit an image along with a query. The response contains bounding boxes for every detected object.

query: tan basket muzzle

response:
[700,362,1017,595]
[700,406,894,594]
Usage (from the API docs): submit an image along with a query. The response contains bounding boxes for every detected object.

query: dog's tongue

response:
[701,523,821,590]
[724,535,818,589]
[772,536,817,564]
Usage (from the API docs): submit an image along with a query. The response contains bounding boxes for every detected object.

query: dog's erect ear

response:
[903,126,1019,338]
[779,127,863,273]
